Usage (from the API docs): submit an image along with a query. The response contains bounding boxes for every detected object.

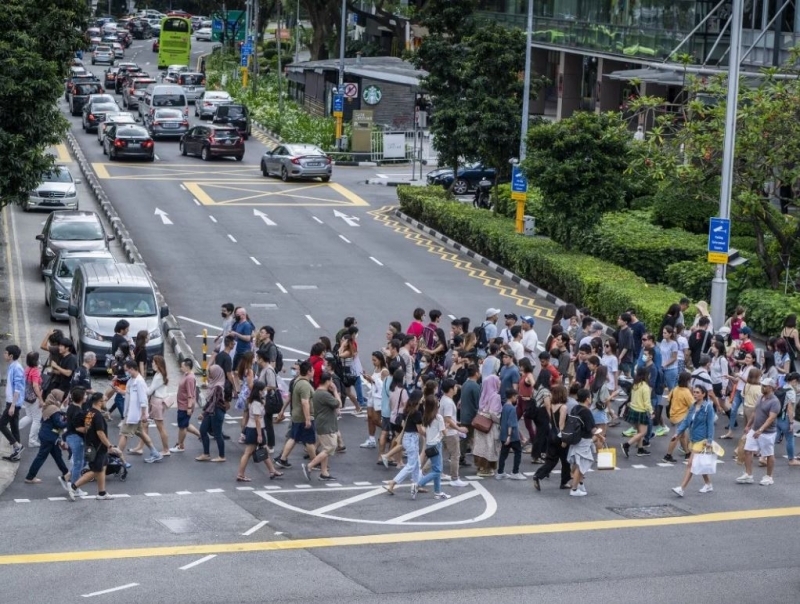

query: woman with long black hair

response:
[384,389,425,496]
[529,371,552,465]
[236,380,283,482]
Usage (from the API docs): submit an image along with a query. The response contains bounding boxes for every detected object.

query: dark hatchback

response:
[69,81,105,116]
[82,97,120,132]
[426,162,498,195]
[212,103,251,140]
[36,211,114,272]
[180,125,244,161]
[102,124,155,161]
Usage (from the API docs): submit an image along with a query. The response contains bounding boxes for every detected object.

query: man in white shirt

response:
[499,313,518,344]
[520,316,539,364]
[579,322,604,348]
[439,379,469,487]
[117,360,162,464]
[508,325,525,361]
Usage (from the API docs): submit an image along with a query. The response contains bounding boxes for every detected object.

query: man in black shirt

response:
[616,313,636,377]
[49,338,78,399]
[215,335,236,403]
[688,316,712,368]
[67,392,121,501]
[567,389,605,497]
[70,351,96,393]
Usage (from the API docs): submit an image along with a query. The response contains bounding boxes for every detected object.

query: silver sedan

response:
[145,108,189,139]
[195,91,232,119]
[260,144,332,182]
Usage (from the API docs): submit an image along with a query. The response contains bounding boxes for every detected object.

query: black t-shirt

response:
[84,407,108,452]
[66,403,86,437]
[404,409,423,433]
[111,335,130,380]
[689,329,710,368]
[573,405,596,439]
[574,362,591,388]
[134,347,147,370]
[216,350,234,400]
[71,365,92,391]
[55,353,78,392]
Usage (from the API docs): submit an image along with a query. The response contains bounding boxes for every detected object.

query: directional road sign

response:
[707,217,730,264]
[511,166,528,201]
[333,93,344,116]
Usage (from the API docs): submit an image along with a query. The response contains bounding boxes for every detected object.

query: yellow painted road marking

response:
[91,163,258,180]
[2,506,798,566]
[370,206,555,319]
[54,143,71,163]
[92,163,111,179]
[184,181,369,207]
[328,182,370,207]
[184,182,215,205]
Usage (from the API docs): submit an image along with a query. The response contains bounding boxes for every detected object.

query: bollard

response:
[202,328,208,385]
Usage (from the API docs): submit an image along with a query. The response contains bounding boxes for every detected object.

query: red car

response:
[167,10,191,18]
[152,38,159,52]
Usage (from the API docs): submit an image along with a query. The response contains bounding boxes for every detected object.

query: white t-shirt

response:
[509,340,524,361]
[247,400,264,428]
[601,354,619,390]
[425,413,445,446]
[439,395,458,437]
[676,335,689,362]
[659,339,679,368]
[521,329,539,362]
[370,371,384,408]
[124,374,148,424]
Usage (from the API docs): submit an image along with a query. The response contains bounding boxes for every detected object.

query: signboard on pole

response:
[212,11,246,43]
[332,93,344,117]
[707,217,730,264]
[343,83,359,99]
[511,166,528,201]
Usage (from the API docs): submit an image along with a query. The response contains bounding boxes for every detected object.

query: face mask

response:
[124,371,131,378]
[290,368,297,378]
[221,312,228,318]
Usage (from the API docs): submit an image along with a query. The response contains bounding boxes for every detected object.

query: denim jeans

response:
[418,442,443,492]
[25,436,69,480]
[354,376,366,407]
[200,408,225,457]
[663,366,678,391]
[65,433,85,482]
[776,417,795,460]
[728,390,744,431]
[109,393,125,419]
[392,432,421,485]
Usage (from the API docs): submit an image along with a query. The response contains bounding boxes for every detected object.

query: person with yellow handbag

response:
[670,384,716,497]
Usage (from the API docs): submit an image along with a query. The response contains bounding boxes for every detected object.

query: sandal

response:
[127,449,144,455]
[236,475,252,482]
[269,471,283,479]
[195,455,211,462]
[383,485,395,495]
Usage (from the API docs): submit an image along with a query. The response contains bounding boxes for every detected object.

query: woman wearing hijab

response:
[24,389,70,485]
[473,374,502,477]
[196,365,227,462]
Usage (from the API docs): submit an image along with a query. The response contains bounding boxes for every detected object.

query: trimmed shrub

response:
[737,290,800,337]
[493,185,554,236]
[664,261,713,302]
[397,187,692,330]
[651,177,718,234]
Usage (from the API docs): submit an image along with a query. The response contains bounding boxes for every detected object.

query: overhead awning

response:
[605,68,689,87]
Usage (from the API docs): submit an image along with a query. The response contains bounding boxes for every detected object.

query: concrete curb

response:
[392,208,616,337]
[65,132,198,367]
[367,179,415,187]
[251,119,283,144]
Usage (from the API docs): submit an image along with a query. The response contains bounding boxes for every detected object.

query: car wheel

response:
[201,146,210,161]
[280,167,289,182]
[261,161,269,177]
[235,155,243,162]
[321,176,331,183]
[452,179,469,195]
[148,154,155,162]
[180,142,187,156]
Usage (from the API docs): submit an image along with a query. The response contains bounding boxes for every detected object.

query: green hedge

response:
[493,185,554,236]
[737,290,800,336]
[664,261,713,302]
[397,187,692,330]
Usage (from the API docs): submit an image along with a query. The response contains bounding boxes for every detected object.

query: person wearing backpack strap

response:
[20,352,44,448]
[775,372,800,466]
[566,388,605,496]
[532,385,571,491]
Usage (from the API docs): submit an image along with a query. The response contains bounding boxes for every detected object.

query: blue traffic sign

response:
[241,44,253,56]
[333,94,344,113]
[511,166,527,193]
[240,53,249,67]
[708,217,731,254]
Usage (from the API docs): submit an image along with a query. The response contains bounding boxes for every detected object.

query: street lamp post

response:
[513,0,535,234]
[710,0,743,331]
[294,0,300,64]
[336,0,346,150]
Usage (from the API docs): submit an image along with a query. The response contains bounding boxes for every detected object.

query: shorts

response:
[290,421,316,445]
[88,450,109,473]
[243,427,265,446]
[120,422,143,438]
[592,409,609,425]
[371,398,383,412]
[744,429,776,457]
[712,383,723,399]
[317,432,337,456]
[149,397,165,421]
[177,409,191,429]
[381,416,392,432]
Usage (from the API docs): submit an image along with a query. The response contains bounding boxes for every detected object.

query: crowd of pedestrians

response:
[2,300,799,502]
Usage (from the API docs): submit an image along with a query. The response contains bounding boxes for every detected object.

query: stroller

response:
[80,450,128,481]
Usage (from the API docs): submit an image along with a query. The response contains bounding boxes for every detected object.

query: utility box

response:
[523,215,536,237]
[351,109,373,153]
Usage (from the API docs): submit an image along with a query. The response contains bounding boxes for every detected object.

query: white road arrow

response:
[154,208,173,225]
[333,209,360,227]
[253,208,277,226]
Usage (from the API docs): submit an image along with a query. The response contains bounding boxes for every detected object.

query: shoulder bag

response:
[471,411,493,434]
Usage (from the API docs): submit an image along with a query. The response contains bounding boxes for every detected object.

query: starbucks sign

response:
[362,85,382,105]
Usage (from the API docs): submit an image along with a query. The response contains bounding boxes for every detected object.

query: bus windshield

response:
[158,17,191,70]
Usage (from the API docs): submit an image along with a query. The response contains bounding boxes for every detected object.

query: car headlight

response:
[65,188,77,197]
[82,326,104,341]
[56,290,69,302]
[45,248,55,257]
[148,327,161,340]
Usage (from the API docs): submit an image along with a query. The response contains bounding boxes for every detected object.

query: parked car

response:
[43,250,116,321]
[92,45,114,65]
[195,27,212,41]
[145,108,189,139]
[426,163,498,195]
[212,103,250,139]
[102,124,155,161]
[195,90,232,119]
[96,112,137,144]
[179,125,244,161]
[176,72,205,103]
[36,211,114,273]
[25,166,81,212]
[69,80,105,116]
[122,76,156,109]
[81,96,120,132]
[260,144,332,182]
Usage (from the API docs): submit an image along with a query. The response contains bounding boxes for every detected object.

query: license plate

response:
[164,123,179,128]
[185,86,194,91]
[224,140,234,145]
[307,162,322,167]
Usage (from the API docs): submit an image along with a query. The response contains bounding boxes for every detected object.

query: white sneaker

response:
[577,483,586,493]
[440,474,452,481]
[672,486,685,497]
[76,488,89,497]
[144,452,163,463]
[96,493,113,500]
[569,488,587,497]
[759,475,774,486]
[495,473,509,480]
[736,473,754,484]
[508,473,527,481]
[699,483,713,493]
[433,492,452,500]
[169,445,184,453]
[450,479,469,488]
[359,439,376,449]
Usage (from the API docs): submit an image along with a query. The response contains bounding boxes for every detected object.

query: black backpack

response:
[271,343,284,373]
[559,410,585,446]
[474,324,489,351]
[775,387,790,419]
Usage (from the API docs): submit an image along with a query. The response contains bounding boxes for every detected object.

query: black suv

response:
[70,81,105,116]
[128,20,153,40]
[212,104,251,140]
[82,96,120,132]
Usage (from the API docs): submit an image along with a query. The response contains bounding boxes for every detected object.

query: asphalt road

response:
[0,37,799,604]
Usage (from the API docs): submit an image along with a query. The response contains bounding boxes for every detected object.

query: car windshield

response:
[90,95,114,103]
[96,46,110,51]
[214,129,238,140]
[224,106,245,117]
[49,220,104,241]
[154,94,186,107]
[93,103,119,112]
[155,109,183,119]
[58,257,113,279]
[207,93,230,101]
[76,84,102,95]
[288,145,324,156]
[84,287,156,317]
[133,80,154,90]
[43,169,72,183]
[117,126,149,137]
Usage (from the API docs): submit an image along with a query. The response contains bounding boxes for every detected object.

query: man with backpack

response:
[564,388,605,497]
[476,308,500,358]
[257,325,283,372]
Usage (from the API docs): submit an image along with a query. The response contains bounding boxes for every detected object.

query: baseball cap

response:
[521,316,535,325]
[717,326,731,336]
[504,313,518,321]
[740,326,753,336]
[760,376,776,388]
[485,308,501,319]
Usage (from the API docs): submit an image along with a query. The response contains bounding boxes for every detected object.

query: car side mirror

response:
[36,234,45,241]
[106,234,115,241]
[68,305,78,318]
[160,305,169,318]
[42,268,53,278]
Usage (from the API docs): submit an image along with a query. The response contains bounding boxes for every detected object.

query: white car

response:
[97,112,137,144]
[195,27,212,41]
[195,90,232,118]
[25,166,81,211]
[111,42,124,60]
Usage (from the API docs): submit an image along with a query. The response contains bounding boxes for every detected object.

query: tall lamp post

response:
[336,0,346,150]
[513,0,535,234]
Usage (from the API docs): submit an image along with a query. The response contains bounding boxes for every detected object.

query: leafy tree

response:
[522,112,631,248]
[0,0,87,209]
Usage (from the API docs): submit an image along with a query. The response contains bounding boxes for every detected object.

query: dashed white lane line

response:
[176,491,192,495]
[295,484,313,489]
[631,464,647,469]
[339,235,351,244]
[305,314,320,329]
[276,282,288,294]
[405,282,422,294]
[206,488,225,493]
[144,492,162,497]
[179,184,186,190]
[369,256,383,266]
[209,215,217,223]
[82,583,139,598]
[227,234,237,243]
[250,256,261,265]
[242,520,269,536]
[312,216,323,224]
[48,497,67,501]
[353,481,372,486]
[179,555,216,570]
[14,499,30,503]
[236,486,255,491]
[154,154,160,161]
[193,198,200,206]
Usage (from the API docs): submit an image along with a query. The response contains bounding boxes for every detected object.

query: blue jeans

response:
[728,390,744,431]
[354,376,366,407]
[776,417,795,460]
[418,442,443,492]
[663,366,678,391]
[65,433,85,482]
[25,436,68,480]
[392,432,421,485]
[200,408,225,457]
[109,393,125,419]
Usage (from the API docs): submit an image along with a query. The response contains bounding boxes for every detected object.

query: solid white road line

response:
[250,257,261,265]
[369,256,383,266]
[179,184,186,190]
[312,216,323,224]
[154,154,160,161]
[209,215,217,223]
[179,555,217,570]
[305,315,320,329]
[339,235,351,244]
[405,282,422,294]
[82,583,139,598]
[386,490,482,524]
[241,520,269,536]
[276,282,288,294]
[310,487,385,515]
[177,316,222,330]
[227,234,237,243]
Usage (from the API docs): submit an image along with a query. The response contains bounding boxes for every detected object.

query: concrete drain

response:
[608,505,690,520]
[156,517,198,534]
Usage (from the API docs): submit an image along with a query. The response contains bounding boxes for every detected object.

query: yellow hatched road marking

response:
[370,206,555,319]
[54,144,71,163]
[2,506,798,566]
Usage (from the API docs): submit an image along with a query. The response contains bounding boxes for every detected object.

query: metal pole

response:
[294,0,300,63]
[710,0,742,332]
[337,0,347,150]
[277,1,283,111]
[519,0,534,161]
